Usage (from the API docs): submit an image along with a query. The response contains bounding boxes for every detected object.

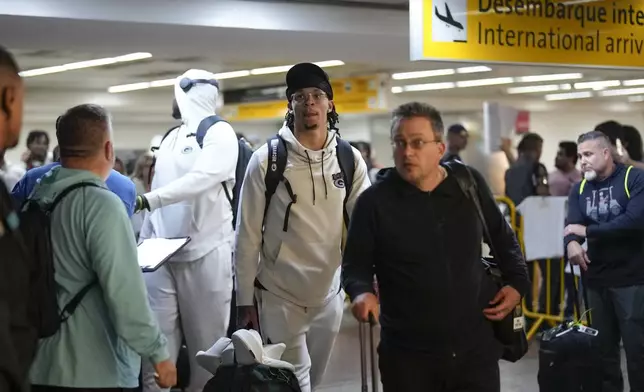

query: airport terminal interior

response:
[1,0,642,390]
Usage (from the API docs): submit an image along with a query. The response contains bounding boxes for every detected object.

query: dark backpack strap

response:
[47,182,103,321]
[59,279,99,322]
[196,115,225,149]
[263,135,294,232]
[48,182,102,213]
[335,138,356,229]
[444,161,498,259]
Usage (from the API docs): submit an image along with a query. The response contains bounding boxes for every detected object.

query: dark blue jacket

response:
[565,163,644,288]
[11,162,136,217]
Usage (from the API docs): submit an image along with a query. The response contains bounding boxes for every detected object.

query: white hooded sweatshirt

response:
[140,69,239,262]
[234,125,371,308]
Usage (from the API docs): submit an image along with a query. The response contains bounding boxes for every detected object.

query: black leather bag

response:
[447,162,529,363]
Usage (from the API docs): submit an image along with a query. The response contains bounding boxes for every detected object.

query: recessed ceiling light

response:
[456,77,513,87]
[517,73,583,83]
[544,91,593,101]
[574,80,621,90]
[404,82,457,91]
[392,65,490,80]
[108,60,344,93]
[623,79,644,87]
[250,60,344,75]
[392,69,455,80]
[20,52,152,77]
[599,87,644,97]
[507,84,570,94]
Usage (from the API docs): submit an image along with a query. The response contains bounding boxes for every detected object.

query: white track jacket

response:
[140,69,239,262]
[234,126,371,308]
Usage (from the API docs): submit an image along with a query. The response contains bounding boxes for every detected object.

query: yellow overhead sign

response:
[410,0,644,68]
[221,74,389,122]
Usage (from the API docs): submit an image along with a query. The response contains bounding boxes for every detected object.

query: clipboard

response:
[137,237,191,273]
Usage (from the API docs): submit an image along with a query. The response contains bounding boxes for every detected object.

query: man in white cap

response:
[234,63,371,392]
[138,69,239,392]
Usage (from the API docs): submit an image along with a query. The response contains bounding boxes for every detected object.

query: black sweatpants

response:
[588,285,644,392]
[378,344,500,392]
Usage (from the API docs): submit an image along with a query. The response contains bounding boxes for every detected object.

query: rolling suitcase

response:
[537,271,603,392]
[359,314,379,392]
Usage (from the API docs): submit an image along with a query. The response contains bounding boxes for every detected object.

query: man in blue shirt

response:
[12,161,136,216]
[565,130,644,392]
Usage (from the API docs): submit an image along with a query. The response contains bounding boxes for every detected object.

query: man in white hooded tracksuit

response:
[234,63,371,392]
[137,69,238,392]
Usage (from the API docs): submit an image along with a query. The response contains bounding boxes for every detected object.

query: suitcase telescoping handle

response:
[359,313,378,392]
[570,267,592,327]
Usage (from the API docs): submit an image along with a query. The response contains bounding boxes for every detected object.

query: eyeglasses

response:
[391,139,441,150]
[291,91,328,103]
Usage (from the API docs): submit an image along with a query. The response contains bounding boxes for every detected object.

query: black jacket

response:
[341,166,529,359]
[0,181,35,392]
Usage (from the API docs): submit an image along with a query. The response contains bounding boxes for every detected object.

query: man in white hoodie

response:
[234,63,371,392]
[138,69,239,392]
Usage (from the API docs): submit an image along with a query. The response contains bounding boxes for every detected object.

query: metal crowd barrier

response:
[495,196,585,341]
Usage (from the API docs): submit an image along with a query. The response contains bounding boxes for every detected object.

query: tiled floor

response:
[317,309,629,391]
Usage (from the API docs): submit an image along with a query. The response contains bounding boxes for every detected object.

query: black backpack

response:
[203,363,301,392]
[19,182,100,339]
[151,115,253,229]
[262,134,355,232]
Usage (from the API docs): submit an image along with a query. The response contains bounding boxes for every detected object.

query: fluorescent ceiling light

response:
[403,82,456,92]
[392,69,455,80]
[20,52,152,77]
[517,73,583,83]
[108,60,344,93]
[391,65,490,80]
[507,84,571,94]
[599,87,644,97]
[545,91,593,101]
[574,80,620,90]
[250,60,344,75]
[456,66,492,73]
[391,86,404,94]
[456,77,513,87]
[622,79,644,87]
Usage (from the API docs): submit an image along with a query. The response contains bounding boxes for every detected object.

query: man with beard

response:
[234,63,371,392]
[565,130,644,392]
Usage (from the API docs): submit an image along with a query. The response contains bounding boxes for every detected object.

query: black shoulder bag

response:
[446,161,529,363]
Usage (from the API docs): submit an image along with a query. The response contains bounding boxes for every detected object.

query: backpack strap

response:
[47,182,102,213]
[579,178,587,195]
[151,124,180,154]
[195,115,225,149]
[263,135,294,232]
[625,165,633,199]
[149,124,181,189]
[444,161,499,258]
[335,138,356,228]
[579,164,634,199]
[48,182,102,320]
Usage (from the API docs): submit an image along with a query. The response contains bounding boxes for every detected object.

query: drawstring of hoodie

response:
[305,150,316,205]
[321,152,328,199]
[304,150,329,205]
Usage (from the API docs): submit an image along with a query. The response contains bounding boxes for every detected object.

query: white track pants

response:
[256,289,344,392]
[142,243,233,392]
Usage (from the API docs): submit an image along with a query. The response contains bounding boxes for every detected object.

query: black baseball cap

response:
[447,124,467,134]
[285,63,333,100]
